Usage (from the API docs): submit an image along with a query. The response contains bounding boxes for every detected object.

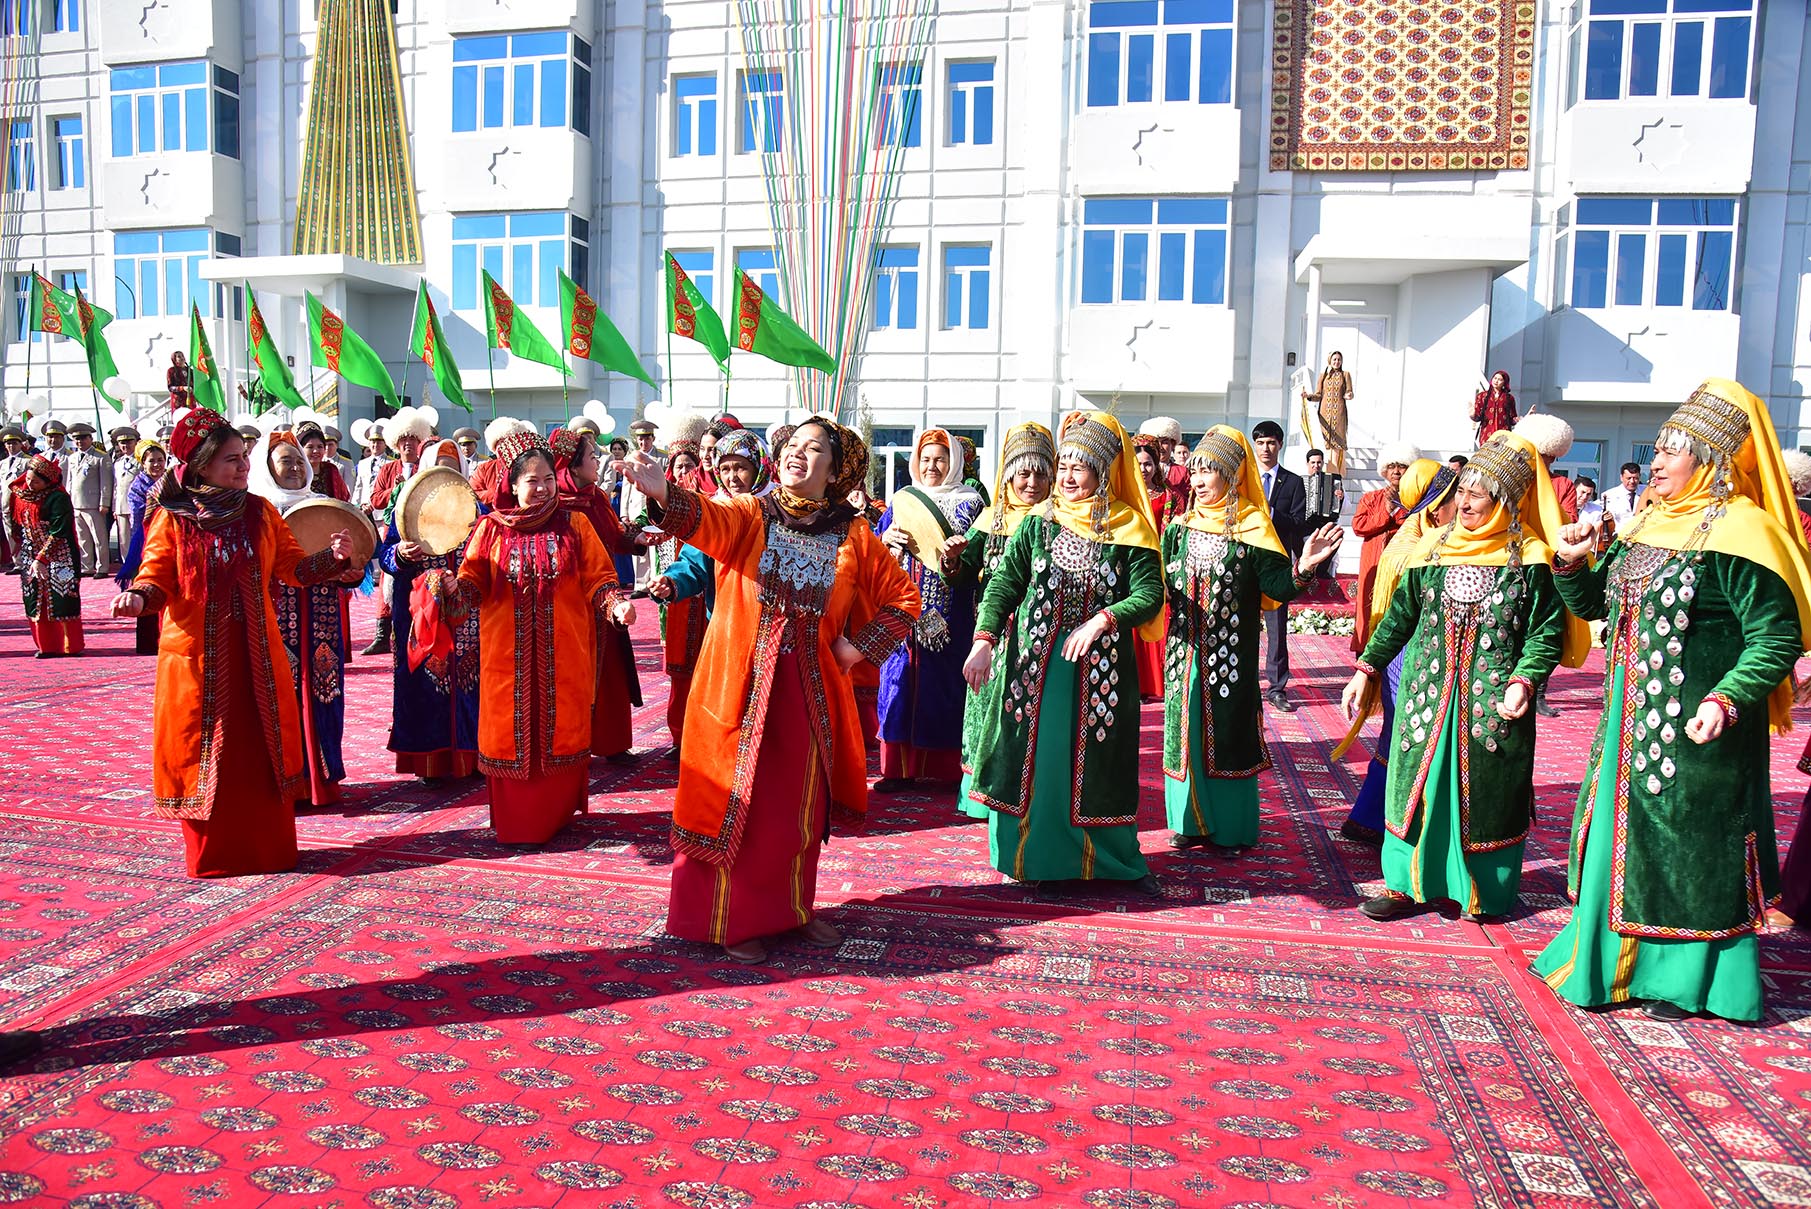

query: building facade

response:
[1,0,1808,515]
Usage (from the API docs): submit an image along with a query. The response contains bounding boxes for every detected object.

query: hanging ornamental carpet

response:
[1270,0,1536,171]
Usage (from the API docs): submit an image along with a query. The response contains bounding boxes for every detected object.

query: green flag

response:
[306,291,400,413]
[409,281,470,411]
[482,270,569,376]
[246,286,306,412]
[70,284,124,410]
[188,304,227,413]
[663,251,729,370]
[731,269,836,374]
[559,269,656,390]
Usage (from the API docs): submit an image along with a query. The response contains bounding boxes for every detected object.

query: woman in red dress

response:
[8,454,84,657]
[1133,435,1176,701]
[111,409,356,877]
[550,426,643,762]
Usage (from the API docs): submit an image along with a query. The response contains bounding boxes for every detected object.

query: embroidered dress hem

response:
[880,740,963,783]
[489,763,588,845]
[396,750,478,779]
[986,652,1147,882]
[1163,671,1261,846]
[666,649,828,946]
[29,619,84,655]
[1532,676,1763,1021]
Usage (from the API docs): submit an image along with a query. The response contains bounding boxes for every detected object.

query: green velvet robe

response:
[1160,526,1309,781]
[956,524,1015,820]
[1551,543,1799,937]
[1359,562,1564,850]
[966,515,1163,826]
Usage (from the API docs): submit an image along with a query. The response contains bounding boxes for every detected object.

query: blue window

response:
[1079,197,1228,305]
[53,0,77,33]
[736,248,779,297]
[450,212,575,311]
[674,73,718,157]
[1575,0,1753,104]
[876,63,922,149]
[942,245,991,330]
[113,228,211,320]
[5,118,31,192]
[1566,196,1737,311]
[50,115,81,189]
[452,32,586,133]
[109,62,218,157]
[739,70,784,153]
[0,0,29,35]
[672,251,715,307]
[873,246,919,331]
[948,61,995,146]
[213,66,239,160]
[1086,0,1234,108]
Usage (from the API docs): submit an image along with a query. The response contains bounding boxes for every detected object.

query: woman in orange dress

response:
[615,418,920,963]
[422,430,635,845]
[1349,441,1421,653]
[1132,434,1175,701]
[650,440,708,747]
[550,426,642,762]
[110,409,355,877]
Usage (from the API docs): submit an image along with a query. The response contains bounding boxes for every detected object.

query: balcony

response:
[439,127,591,215]
[99,0,240,70]
[445,0,590,40]
[1564,100,1756,195]
[1548,306,1740,404]
[1071,104,1240,196]
[1065,303,1236,395]
[102,154,243,233]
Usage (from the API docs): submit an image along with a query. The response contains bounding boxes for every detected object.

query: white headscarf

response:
[911,426,983,526]
[248,432,317,514]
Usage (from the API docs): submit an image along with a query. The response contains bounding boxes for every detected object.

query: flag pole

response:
[486,347,498,421]
[22,267,37,402]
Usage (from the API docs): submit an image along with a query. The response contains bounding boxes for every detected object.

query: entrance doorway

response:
[1312,317,1394,461]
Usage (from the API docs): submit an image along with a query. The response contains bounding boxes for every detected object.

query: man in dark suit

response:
[1251,420,1306,713]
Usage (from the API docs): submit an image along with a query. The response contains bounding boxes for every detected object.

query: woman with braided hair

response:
[1165,427,1343,854]
[961,412,1164,894]
[1340,431,1585,922]
[417,430,636,845]
[613,417,920,963]
[1534,380,1811,1021]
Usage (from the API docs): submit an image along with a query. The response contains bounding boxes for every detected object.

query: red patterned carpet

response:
[1,595,1809,1207]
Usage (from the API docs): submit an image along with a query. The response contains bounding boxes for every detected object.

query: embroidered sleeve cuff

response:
[849,603,915,666]
[1508,675,1536,695]
[593,583,631,616]
[1554,556,1589,576]
[1355,659,1379,679]
[657,485,703,543]
[1291,569,1316,593]
[128,582,167,613]
[974,629,998,646]
[295,547,349,587]
[1705,692,1739,726]
[1096,610,1119,635]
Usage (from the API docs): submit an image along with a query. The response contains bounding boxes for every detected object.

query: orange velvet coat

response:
[660,488,921,866]
[132,500,345,819]
[454,512,625,776]
[1350,486,1409,653]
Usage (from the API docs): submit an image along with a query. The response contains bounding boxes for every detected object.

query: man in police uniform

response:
[65,422,115,577]
[39,420,71,475]
[452,426,482,468]
[110,426,142,563]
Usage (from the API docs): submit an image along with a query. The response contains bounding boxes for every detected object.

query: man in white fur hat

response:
[1512,410,1577,717]
[361,406,433,655]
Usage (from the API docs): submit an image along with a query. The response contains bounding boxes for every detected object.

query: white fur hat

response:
[667,412,709,448]
[484,416,534,452]
[1514,412,1574,459]
[1378,440,1421,470]
[1139,416,1183,443]
[1783,449,1811,497]
[382,406,432,445]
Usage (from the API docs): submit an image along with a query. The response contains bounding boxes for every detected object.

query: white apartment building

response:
[1,0,1808,514]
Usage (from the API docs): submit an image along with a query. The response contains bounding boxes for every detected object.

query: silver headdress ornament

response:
[1187,430,1245,482]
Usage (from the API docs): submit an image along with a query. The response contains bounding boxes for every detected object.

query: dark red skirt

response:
[489,763,588,845]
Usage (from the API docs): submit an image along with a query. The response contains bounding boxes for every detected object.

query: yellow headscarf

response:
[134,438,166,464]
[972,421,1054,538]
[1179,425,1286,558]
[1047,411,1160,553]
[1409,431,1592,668]
[1048,411,1161,641]
[1615,378,1811,731]
[1331,457,1459,758]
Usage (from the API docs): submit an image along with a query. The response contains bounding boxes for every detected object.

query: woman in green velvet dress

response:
[1163,426,1342,853]
[1533,378,1811,1022]
[946,422,1054,821]
[1340,432,1587,922]
[961,412,1163,894]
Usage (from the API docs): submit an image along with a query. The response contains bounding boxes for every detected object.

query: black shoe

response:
[1167,833,1211,850]
[1359,894,1416,920]
[360,617,393,656]
[0,1030,40,1070]
[1460,911,1497,924]
[873,778,913,794]
[1339,820,1384,847]
[1534,694,1560,718]
[1265,690,1296,714]
[1129,874,1163,898]
[1210,843,1246,858]
[1643,999,1691,1022]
